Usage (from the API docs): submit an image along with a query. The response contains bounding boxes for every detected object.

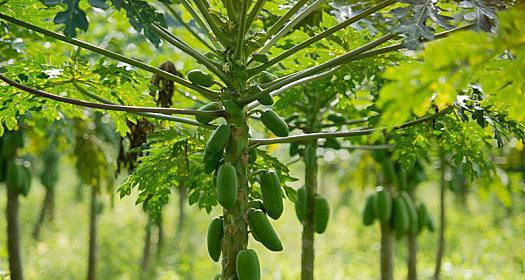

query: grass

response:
[0,163,524,279]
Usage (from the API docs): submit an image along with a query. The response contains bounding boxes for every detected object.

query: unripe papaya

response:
[224,100,243,119]
[207,217,223,262]
[216,163,238,208]
[196,102,223,124]
[400,192,418,235]
[248,199,265,211]
[392,196,409,235]
[314,196,330,234]
[248,148,257,164]
[248,210,283,251]
[362,194,377,226]
[206,124,231,153]
[187,69,214,87]
[259,71,277,84]
[324,138,341,149]
[259,170,283,220]
[374,188,392,223]
[260,110,289,137]
[236,249,260,280]
[416,203,429,233]
[258,92,274,106]
[289,142,300,157]
[19,161,31,197]
[327,113,346,124]
[203,149,223,174]
[295,187,307,222]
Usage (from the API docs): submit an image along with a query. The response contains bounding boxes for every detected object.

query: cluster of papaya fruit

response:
[362,187,434,237]
[294,187,331,234]
[207,169,285,280]
[0,130,31,196]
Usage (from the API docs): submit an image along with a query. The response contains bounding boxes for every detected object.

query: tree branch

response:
[72,82,215,129]
[234,0,251,61]
[256,0,325,56]
[249,107,452,145]
[150,23,232,87]
[192,0,228,47]
[245,0,266,31]
[179,0,217,44]
[162,3,214,51]
[0,74,224,117]
[265,0,309,39]
[245,67,338,110]
[0,13,220,100]
[241,33,396,105]
[253,0,398,72]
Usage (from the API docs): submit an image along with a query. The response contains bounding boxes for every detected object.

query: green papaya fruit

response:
[248,210,283,251]
[392,196,410,235]
[426,213,435,232]
[260,110,289,137]
[362,194,377,226]
[207,217,224,262]
[216,163,238,208]
[224,100,243,119]
[196,102,223,124]
[203,149,223,174]
[236,249,260,280]
[257,92,274,106]
[206,124,231,153]
[289,142,300,157]
[400,192,418,235]
[259,71,277,84]
[327,113,346,124]
[295,187,306,222]
[187,69,214,87]
[19,163,31,197]
[252,53,269,63]
[324,138,341,149]
[248,148,257,164]
[259,170,283,220]
[314,196,330,234]
[249,222,261,242]
[416,203,427,234]
[248,199,265,211]
[374,188,392,223]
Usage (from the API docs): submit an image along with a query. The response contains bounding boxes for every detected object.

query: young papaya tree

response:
[1,125,32,280]
[73,115,119,280]
[1,1,524,279]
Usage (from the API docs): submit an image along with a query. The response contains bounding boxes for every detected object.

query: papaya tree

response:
[1,1,524,279]
[73,115,119,280]
[1,125,32,280]
[31,126,61,240]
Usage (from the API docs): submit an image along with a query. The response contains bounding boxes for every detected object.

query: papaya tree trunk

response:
[155,213,164,256]
[87,187,98,280]
[380,221,394,280]
[301,141,318,280]
[221,118,249,279]
[176,182,187,235]
[407,189,417,280]
[407,232,417,280]
[434,161,447,280]
[6,185,23,280]
[141,219,153,274]
[32,186,55,239]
